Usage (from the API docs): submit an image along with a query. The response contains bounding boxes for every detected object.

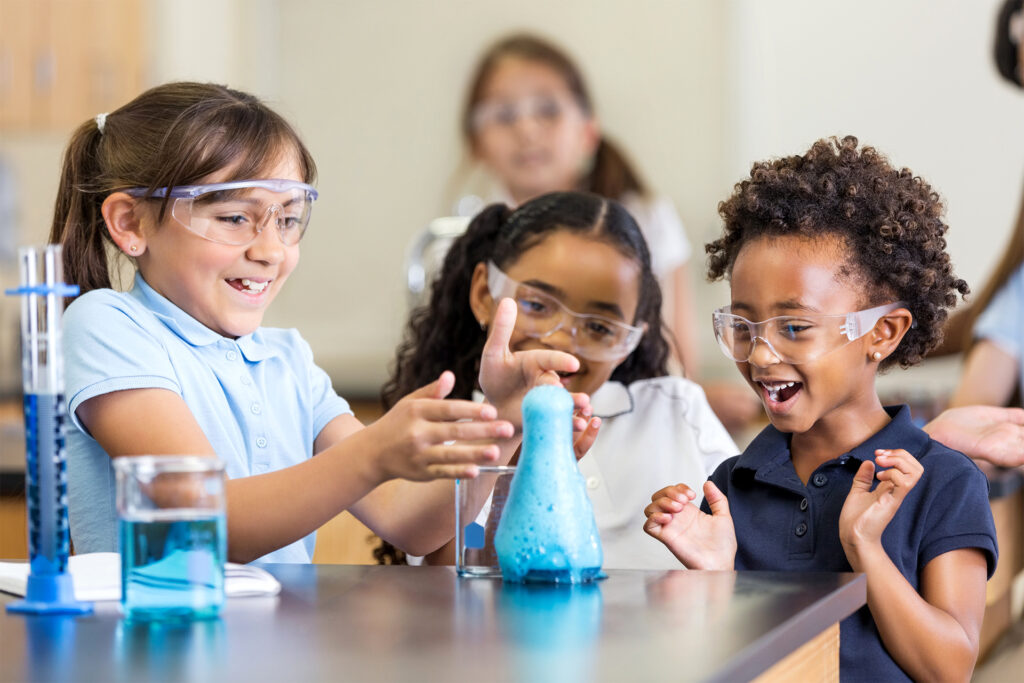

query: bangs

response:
[149,99,316,219]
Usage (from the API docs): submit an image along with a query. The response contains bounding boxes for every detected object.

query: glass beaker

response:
[115,456,227,621]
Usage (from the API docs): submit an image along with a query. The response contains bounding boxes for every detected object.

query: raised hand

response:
[839,449,923,569]
[365,370,515,481]
[924,405,1024,467]
[643,481,737,570]
[479,298,591,428]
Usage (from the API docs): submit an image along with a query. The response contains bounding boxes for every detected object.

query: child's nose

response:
[747,338,783,368]
[537,323,576,353]
[246,220,287,264]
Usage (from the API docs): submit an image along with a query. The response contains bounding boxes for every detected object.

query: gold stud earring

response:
[129,244,138,253]
[872,351,882,361]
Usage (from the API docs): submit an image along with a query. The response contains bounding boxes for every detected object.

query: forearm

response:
[225,429,386,563]
[854,545,977,682]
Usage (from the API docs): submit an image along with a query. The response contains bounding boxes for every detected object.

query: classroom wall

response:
[1,0,1021,398]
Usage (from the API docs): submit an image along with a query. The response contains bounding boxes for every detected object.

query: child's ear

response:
[868,307,914,362]
[101,192,148,257]
[468,262,495,329]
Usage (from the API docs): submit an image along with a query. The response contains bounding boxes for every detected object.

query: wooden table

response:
[1,565,865,683]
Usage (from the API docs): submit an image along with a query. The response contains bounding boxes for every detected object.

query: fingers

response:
[407,371,456,400]
[481,298,517,363]
[410,397,499,423]
[849,459,876,492]
[873,449,922,502]
[523,349,580,377]
[573,417,601,461]
[649,483,697,505]
[534,370,561,387]
[570,392,592,417]
[422,442,501,464]
[703,481,731,518]
[428,419,515,443]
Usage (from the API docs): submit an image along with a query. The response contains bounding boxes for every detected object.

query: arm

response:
[839,452,988,681]
[79,373,511,564]
[949,340,1019,407]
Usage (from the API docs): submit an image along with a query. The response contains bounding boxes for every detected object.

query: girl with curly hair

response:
[645,136,998,681]
[379,191,738,569]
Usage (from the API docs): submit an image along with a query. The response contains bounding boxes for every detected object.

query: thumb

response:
[534,370,561,387]
[409,370,455,400]
[849,460,875,493]
[704,481,731,519]
[482,298,516,362]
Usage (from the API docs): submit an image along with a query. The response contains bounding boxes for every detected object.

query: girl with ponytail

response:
[52,82,586,564]
[452,33,761,433]
[378,191,738,569]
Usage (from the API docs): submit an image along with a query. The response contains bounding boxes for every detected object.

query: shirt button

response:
[795,523,808,537]
[226,350,237,361]
[240,375,251,386]
[256,437,268,448]
[255,463,269,473]
[251,403,262,415]
[812,473,828,487]
[586,477,600,490]
[799,498,809,511]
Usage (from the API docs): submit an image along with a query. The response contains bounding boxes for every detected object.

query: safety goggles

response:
[711,301,908,365]
[471,94,583,131]
[487,262,645,362]
[126,179,318,246]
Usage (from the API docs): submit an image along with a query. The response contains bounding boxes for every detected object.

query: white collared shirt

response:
[580,376,738,569]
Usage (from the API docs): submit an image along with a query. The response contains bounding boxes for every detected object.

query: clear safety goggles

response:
[471,94,583,131]
[126,179,318,246]
[487,261,645,362]
[712,301,908,365]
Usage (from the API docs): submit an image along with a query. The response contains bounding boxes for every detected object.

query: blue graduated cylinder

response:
[494,385,603,583]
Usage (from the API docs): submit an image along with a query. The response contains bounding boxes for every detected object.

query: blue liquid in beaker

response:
[120,513,226,621]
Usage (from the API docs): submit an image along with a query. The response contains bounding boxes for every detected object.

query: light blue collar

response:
[129,273,278,362]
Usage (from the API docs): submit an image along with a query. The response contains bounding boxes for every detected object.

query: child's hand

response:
[479,298,590,428]
[839,449,923,568]
[924,405,1024,467]
[367,371,515,481]
[643,481,737,570]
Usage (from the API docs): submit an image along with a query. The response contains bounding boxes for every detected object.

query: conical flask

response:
[494,385,603,583]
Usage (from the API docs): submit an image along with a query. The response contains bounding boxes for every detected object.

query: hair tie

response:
[95,112,108,134]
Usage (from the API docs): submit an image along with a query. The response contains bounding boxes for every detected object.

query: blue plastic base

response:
[6,571,93,615]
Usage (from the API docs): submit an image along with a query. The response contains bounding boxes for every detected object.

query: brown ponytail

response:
[460,34,648,202]
[50,119,111,292]
[48,82,317,294]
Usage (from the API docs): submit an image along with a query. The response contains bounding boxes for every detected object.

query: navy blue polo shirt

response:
[703,405,997,682]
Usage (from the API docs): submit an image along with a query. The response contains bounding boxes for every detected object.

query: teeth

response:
[238,278,269,293]
[760,380,797,402]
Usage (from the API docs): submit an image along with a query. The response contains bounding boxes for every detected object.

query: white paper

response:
[0,553,281,601]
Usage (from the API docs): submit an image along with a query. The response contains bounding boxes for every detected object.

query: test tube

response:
[5,244,91,614]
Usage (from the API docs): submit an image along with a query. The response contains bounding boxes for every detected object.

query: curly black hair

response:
[707,135,969,370]
[374,191,672,565]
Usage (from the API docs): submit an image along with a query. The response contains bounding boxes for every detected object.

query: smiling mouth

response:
[757,380,803,409]
[227,278,270,294]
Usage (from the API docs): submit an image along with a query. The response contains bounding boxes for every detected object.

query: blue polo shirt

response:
[703,405,997,682]
[63,273,352,563]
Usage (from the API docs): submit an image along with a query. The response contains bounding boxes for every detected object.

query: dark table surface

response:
[1,564,865,683]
